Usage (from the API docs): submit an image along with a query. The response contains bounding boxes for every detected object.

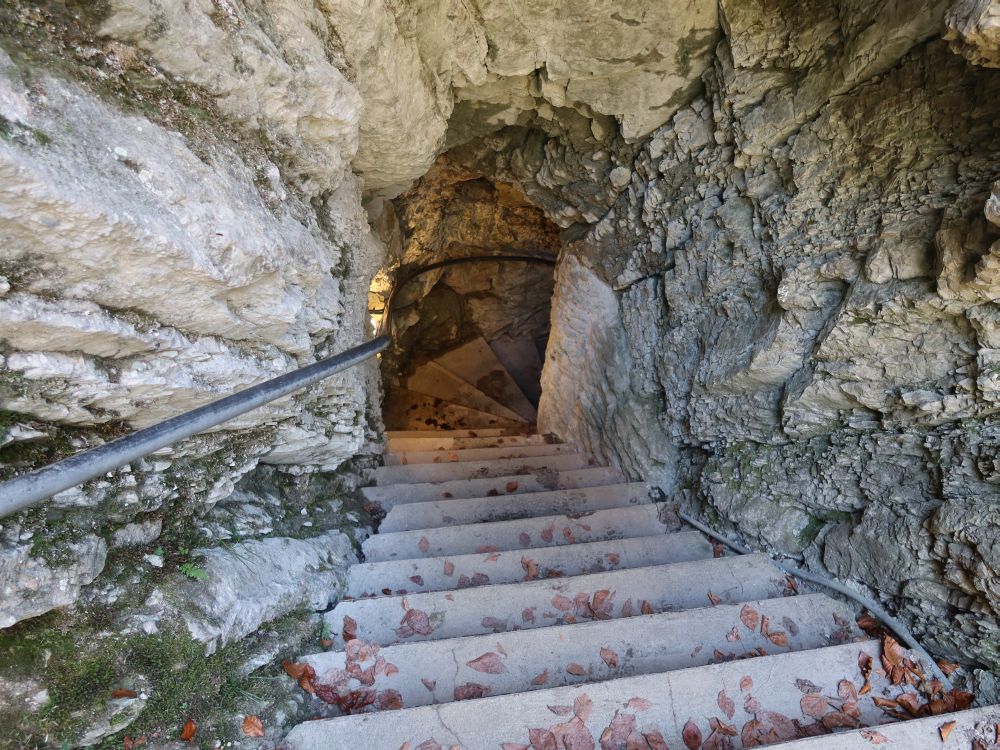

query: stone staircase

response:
[280,343,999,749]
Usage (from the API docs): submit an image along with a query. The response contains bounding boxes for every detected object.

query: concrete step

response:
[383,442,579,467]
[374,452,596,485]
[386,429,519,439]
[361,467,625,509]
[433,337,538,422]
[346,532,714,597]
[406,360,528,424]
[285,639,920,750]
[383,389,525,431]
[766,706,1000,748]
[363,504,672,562]
[386,434,551,452]
[326,554,787,648]
[303,593,860,712]
[490,333,543,406]
[380,482,651,532]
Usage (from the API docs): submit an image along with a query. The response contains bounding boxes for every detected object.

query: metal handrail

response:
[0,253,555,518]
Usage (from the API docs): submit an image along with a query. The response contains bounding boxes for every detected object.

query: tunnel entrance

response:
[367,156,561,431]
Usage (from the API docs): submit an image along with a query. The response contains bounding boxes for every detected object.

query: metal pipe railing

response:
[0,253,556,518]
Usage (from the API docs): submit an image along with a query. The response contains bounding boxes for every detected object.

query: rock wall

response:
[539,0,1000,681]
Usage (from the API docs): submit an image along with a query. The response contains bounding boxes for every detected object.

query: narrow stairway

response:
[281,342,999,749]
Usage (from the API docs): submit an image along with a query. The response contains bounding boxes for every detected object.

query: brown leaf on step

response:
[531,670,549,685]
[938,720,957,741]
[501,744,529,750]
[343,615,358,642]
[744,695,760,713]
[566,663,587,676]
[522,607,536,623]
[481,617,506,631]
[384,663,399,676]
[421,678,436,692]
[707,590,722,605]
[396,608,433,637]
[622,598,635,617]
[487,489,500,497]
[838,679,859,702]
[643,732,670,750]
[859,729,890,745]
[640,600,653,615]
[112,689,138,699]
[243,714,264,737]
[682,719,702,750]
[541,525,555,542]
[521,557,540,581]
[800,693,829,719]
[895,693,922,717]
[937,659,960,676]
[872,697,899,710]
[467,652,506,674]
[718,689,736,719]
[476,545,499,553]
[442,492,454,498]
[376,690,404,710]
[418,536,430,553]
[857,613,879,634]
[822,711,859,730]
[600,647,619,668]
[562,527,577,543]
[443,560,454,576]
[484,553,501,563]
[410,575,424,586]
[552,594,574,611]
[123,736,147,750]
[528,729,558,750]
[282,660,317,694]
[842,701,861,720]
[179,719,197,742]
[600,711,638,749]
[547,705,573,716]
[740,605,760,632]
[453,682,490,701]
[726,626,740,642]
[415,740,442,750]
[506,481,519,492]
[627,697,652,712]
[519,532,532,547]
[740,675,753,692]
[767,631,789,647]
[858,651,874,695]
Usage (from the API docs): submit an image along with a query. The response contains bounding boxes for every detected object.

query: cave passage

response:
[368,156,561,430]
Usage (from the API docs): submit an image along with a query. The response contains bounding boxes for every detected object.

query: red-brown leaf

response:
[600,647,619,668]
[418,536,430,553]
[767,631,789,647]
[541,525,555,542]
[467,652,506,674]
[939,721,957,742]
[643,732,670,750]
[739,675,753,692]
[627,697,652,712]
[342,615,358,642]
[838,679,858,702]
[410,575,425,586]
[682,719,702,750]
[859,729,890,745]
[801,693,830,719]
[547,705,573,716]
[528,728,558,750]
[443,560,455,576]
[242,715,265,738]
[180,719,197,742]
[552,594,574,611]
[376,690,403,710]
[521,557,540,580]
[566,663,587,676]
[112,688,138,699]
[707,590,722,605]
[740,605,760,631]
[506,481,519,492]
[531,670,549,685]
[453,682,490,701]
[718,689,736,719]
[421,678,437,691]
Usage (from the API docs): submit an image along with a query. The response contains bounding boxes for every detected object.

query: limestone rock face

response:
[539,3,1000,672]
[946,0,1000,67]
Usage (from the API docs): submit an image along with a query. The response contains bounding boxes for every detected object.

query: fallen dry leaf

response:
[547,705,572,716]
[718,689,735,719]
[939,721,957,741]
[740,675,753,692]
[707,591,722,605]
[767,630,789,647]
[180,719,197,742]
[682,719,702,750]
[531,670,549,685]
[740,605,760,632]
[242,715,265,738]
[506,481,519,493]
[111,688,138,699]
[627,697,652,712]
[860,729,890,745]
[566,663,587,676]
[838,679,859,702]
[600,647,618,668]
[453,682,490,701]
[343,614,358,642]
[467,652,506,674]
[418,536,430,553]
[801,693,829,719]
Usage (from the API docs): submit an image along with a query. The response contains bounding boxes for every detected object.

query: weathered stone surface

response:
[946,0,1000,67]
[0,532,107,628]
[540,5,1000,674]
[139,531,356,654]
